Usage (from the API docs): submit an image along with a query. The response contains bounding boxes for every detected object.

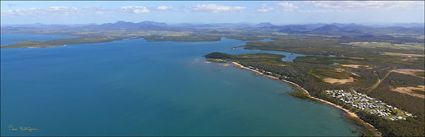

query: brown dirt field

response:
[391,85,425,99]
[323,77,355,84]
[383,52,425,57]
[392,69,425,78]
[400,57,417,62]
[341,64,370,69]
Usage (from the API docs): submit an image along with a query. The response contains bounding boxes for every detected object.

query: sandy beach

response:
[231,62,382,136]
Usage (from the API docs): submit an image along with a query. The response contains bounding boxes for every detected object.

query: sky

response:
[1,1,424,25]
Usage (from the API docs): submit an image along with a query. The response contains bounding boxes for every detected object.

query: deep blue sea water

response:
[1,34,360,136]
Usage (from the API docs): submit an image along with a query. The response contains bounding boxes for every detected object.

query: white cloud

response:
[156,5,170,11]
[277,2,298,12]
[49,6,78,11]
[88,7,109,15]
[121,6,150,14]
[309,1,417,10]
[257,7,273,13]
[192,4,246,13]
[3,6,79,16]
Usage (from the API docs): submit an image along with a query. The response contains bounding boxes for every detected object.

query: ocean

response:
[1,34,360,136]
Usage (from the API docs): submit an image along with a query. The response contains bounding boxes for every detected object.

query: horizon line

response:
[2,21,424,26]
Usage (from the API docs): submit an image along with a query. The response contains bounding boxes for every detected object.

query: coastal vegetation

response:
[1,36,126,48]
[288,88,313,101]
[205,45,424,136]
[143,35,221,42]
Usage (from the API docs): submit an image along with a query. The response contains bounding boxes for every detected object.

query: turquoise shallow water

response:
[1,34,360,136]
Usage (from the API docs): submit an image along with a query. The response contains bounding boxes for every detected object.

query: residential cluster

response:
[325,89,413,121]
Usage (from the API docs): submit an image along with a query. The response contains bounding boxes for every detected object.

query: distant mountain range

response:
[97,21,167,29]
[252,23,424,36]
[2,21,424,36]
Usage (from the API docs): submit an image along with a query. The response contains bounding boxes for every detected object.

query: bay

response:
[1,34,360,136]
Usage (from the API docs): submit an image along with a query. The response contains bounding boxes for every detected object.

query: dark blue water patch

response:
[1,36,359,136]
[0,33,75,46]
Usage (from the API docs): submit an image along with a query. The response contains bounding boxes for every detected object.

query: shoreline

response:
[231,61,382,136]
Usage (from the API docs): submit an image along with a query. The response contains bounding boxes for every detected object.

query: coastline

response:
[231,61,382,136]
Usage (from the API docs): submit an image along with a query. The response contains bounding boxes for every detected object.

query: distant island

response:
[2,21,425,136]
